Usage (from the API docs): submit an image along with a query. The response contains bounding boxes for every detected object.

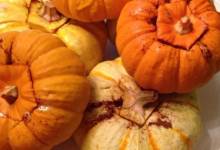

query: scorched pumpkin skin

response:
[0,30,90,150]
[116,0,220,93]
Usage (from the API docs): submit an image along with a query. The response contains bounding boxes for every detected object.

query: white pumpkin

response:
[74,58,202,150]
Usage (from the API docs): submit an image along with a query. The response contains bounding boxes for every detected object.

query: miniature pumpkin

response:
[0,30,90,150]
[116,0,220,93]
[0,0,107,72]
[0,1,29,33]
[52,0,130,22]
[74,58,202,150]
[0,0,30,6]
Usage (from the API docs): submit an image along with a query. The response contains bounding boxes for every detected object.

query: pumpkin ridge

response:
[132,38,157,77]
[24,122,49,145]
[172,128,191,149]
[19,33,63,64]
[11,31,44,64]
[119,30,155,55]
[146,127,159,150]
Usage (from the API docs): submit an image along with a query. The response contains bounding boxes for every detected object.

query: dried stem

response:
[38,0,61,22]
[175,16,193,35]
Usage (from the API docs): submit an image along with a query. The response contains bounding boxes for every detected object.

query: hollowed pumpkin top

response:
[116,0,220,93]
[0,30,90,150]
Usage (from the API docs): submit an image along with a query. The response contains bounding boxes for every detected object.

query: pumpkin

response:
[116,0,220,93]
[0,1,29,33]
[0,0,30,6]
[0,30,90,150]
[74,58,202,150]
[52,0,130,22]
[0,0,107,72]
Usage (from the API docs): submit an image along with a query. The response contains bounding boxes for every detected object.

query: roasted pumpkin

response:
[116,0,220,93]
[74,58,202,150]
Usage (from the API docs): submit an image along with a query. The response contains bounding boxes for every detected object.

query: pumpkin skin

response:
[116,0,220,93]
[0,30,90,150]
[0,1,29,33]
[52,0,130,22]
[74,58,202,150]
[29,1,107,72]
[0,0,30,6]
[0,0,107,72]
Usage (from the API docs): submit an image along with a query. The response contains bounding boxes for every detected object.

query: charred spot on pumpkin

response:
[198,42,212,60]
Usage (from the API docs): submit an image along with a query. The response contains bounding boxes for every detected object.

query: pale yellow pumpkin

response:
[0,0,30,6]
[74,58,202,150]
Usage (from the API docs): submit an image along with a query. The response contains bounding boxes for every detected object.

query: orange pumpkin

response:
[116,0,220,93]
[0,0,108,72]
[52,0,130,22]
[0,30,90,150]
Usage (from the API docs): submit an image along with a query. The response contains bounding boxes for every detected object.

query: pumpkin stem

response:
[0,85,18,104]
[38,0,61,22]
[118,76,158,125]
[174,16,193,35]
